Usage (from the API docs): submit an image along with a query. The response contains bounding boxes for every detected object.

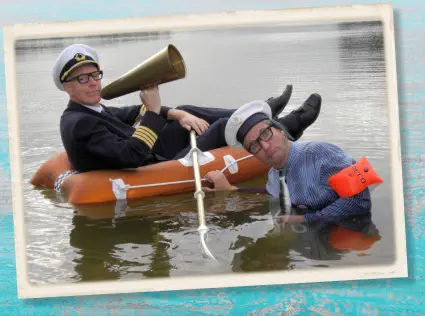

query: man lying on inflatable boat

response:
[53,44,321,173]
[203,100,383,225]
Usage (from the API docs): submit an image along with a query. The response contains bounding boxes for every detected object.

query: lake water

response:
[14,21,395,284]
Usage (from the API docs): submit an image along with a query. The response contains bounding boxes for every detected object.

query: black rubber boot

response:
[266,84,293,119]
[278,93,322,140]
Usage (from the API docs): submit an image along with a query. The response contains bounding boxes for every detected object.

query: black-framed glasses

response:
[65,70,103,84]
[247,121,274,154]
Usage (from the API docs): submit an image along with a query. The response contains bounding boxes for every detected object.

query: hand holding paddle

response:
[178,111,209,135]
[203,170,238,192]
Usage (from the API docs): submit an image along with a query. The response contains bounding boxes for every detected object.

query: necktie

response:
[279,169,287,215]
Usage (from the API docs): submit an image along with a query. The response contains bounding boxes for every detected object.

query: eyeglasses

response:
[247,122,274,154]
[65,70,103,84]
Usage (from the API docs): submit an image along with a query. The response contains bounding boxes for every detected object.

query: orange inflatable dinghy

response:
[30,146,270,205]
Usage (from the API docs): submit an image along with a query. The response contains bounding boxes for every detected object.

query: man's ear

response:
[62,82,72,94]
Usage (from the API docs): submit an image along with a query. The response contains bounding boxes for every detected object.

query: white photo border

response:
[3,3,407,299]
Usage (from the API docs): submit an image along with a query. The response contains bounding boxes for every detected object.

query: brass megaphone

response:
[101,44,186,100]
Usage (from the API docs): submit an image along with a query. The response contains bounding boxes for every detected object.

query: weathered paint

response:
[1,0,424,314]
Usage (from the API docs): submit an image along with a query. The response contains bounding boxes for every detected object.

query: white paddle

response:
[189,130,216,260]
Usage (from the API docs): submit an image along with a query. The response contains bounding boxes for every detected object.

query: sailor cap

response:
[52,44,100,91]
[224,100,272,149]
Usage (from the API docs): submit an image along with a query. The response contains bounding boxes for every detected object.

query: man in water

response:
[203,100,372,224]
[54,44,322,173]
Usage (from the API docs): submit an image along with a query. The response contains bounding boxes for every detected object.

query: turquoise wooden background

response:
[1,0,424,314]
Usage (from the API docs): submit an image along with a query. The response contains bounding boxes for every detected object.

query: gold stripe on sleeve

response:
[132,126,158,149]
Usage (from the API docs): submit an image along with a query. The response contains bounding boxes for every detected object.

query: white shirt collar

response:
[81,104,103,113]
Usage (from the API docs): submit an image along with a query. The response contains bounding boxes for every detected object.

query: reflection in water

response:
[231,204,381,273]
[18,20,393,284]
[288,212,381,263]
[231,229,295,272]
[70,213,174,281]
[65,193,382,282]
[69,193,274,281]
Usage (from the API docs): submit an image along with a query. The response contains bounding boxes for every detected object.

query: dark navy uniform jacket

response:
[60,100,171,172]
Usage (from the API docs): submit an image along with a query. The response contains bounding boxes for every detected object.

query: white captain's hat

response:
[52,44,100,91]
[225,100,272,149]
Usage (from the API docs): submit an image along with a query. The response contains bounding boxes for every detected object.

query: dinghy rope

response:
[108,153,254,200]
[54,169,78,193]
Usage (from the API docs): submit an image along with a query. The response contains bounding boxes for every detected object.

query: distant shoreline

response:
[15,21,382,51]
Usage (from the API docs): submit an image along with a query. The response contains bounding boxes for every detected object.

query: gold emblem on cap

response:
[74,53,86,61]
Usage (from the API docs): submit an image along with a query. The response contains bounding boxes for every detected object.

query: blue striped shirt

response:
[266,141,372,223]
